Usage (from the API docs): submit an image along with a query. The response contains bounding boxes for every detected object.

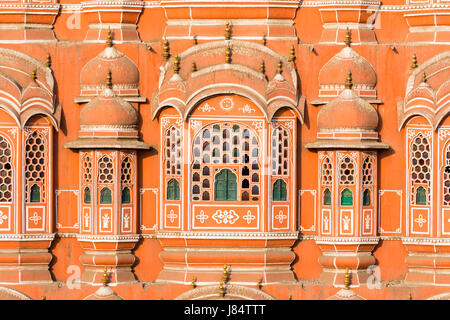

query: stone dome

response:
[80,88,138,127]
[319,47,377,89]
[317,88,378,131]
[80,46,139,90]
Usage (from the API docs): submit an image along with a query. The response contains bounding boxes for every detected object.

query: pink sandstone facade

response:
[0,0,447,300]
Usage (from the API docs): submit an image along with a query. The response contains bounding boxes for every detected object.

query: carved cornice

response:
[0,233,55,241]
[315,236,380,245]
[77,234,140,242]
[402,237,450,246]
[156,231,299,240]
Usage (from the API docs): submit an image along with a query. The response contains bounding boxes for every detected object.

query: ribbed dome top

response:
[80,88,138,127]
[317,88,378,131]
[319,47,376,89]
[80,46,139,89]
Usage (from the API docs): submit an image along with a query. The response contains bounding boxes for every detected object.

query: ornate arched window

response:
[442,144,450,206]
[25,130,46,203]
[362,155,374,207]
[271,126,289,176]
[98,156,114,204]
[164,126,182,201]
[120,156,133,204]
[0,136,13,203]
[191,122,260,202]
[410,133,431,205]
[322,156,333,187]
[271,126,290,203]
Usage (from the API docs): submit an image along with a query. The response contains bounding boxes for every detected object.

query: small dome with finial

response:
[80,29,139,96]
[317,71,378,132]
[319,36,376,91]
[80,72,139,128]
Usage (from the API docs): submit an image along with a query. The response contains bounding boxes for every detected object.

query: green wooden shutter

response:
[30,184,40,202]
[323,188,331,206]
[214,169,237,201]
[416,186,427,205]
[167,179,180,200]
[273,179,287,202]
[215,170,226,201]
[340,188,353,206]
[227,171,237,200]
[122,187,131,204]
[363,189,371,206]
[100,187,112,204]
[84,187,91,204]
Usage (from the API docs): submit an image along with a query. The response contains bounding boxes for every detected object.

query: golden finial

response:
[288,295,292,300]
[42,296,46,300]
[193,35,198,45]
[260,60,265,75]
[173,55,180,74]
[102,267,109,287]
[256,277,263,290]
[162,38,170,61]
[224,21,231,40]
[222,264,228,283]
[45,54,51,68]
[225,46,232,64]
[408,293,412,300]
[288,45,296,62]
[192,62,197,73]
[106,70,112,89]
[344,28,351,47]
[31,69,37,81]
[422,71,427,83]
[277,59,283,75]
[345,71,353,89]
[344,268,350,289]
[106,28,113,47]
[411,54,418,69]
[262,34,267,46]
[191,276,196,288]
[219,281,225,297]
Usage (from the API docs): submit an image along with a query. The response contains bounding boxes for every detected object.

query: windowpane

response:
[122,187,131,204]
[340,188,353,206]
[30,184,40,203]
[167,179,181,200]
[0,136,12,202]
[25,130,46,202]
[100,187,112,204]
[363,189,370,206]
[84,187,91,204]
[416,186,427,205]
[273,179,287,201]
[214,169,237,201]
[323,188,331,206]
